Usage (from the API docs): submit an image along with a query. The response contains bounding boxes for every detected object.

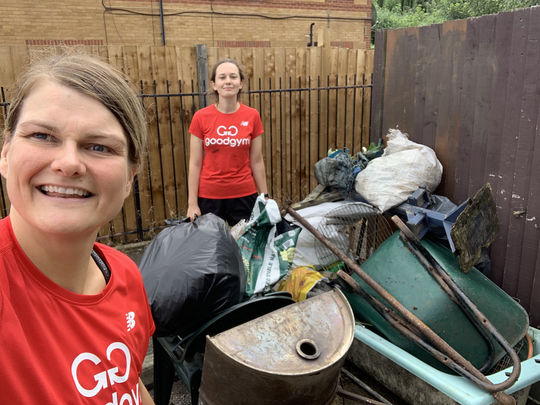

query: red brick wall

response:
[1,0,372,48]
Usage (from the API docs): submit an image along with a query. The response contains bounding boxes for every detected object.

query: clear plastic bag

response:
[355,129,443,212]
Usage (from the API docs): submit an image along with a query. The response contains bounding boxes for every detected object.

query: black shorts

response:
[198,193,258,226]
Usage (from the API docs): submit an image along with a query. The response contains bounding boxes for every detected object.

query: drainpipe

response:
[159,0,166,45]
[307,23,315,47]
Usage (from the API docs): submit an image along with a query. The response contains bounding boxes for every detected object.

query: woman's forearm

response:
[250,136,268,195]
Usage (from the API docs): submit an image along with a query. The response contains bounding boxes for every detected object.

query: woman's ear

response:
[0,141,10,179]
[124,165,138,198]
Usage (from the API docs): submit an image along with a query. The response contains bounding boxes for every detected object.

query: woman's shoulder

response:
[194,104,217,117]
[238,103,261,116]
[0,217,16,253]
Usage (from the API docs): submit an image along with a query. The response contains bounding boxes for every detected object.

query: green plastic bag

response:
[237,194,301,297]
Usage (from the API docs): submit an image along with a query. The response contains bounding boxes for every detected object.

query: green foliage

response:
[373,0,540,30]
[374,4,445,29]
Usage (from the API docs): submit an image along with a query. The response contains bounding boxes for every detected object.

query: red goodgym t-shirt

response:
[189,103,264,199]
[0,217,155,404]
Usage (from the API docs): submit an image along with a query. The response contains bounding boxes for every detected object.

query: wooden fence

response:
[370,6,540,327]
[0,44,374,242]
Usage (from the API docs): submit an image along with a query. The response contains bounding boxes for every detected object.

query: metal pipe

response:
[398,233,496,372]
[341,368,393,405]
[159,0,166,45]
[336,386,387,404]
[284,204,517,404]
[391,215,521,386]
[307,22,315,47]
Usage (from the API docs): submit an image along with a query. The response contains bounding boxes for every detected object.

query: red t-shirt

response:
[0,217,155,404]
[189,103,264,199]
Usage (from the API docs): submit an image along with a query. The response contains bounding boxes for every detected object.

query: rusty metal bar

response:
[337,270,499,384]
[391,215,521,386]
[285,204,517,404]
[398,233,497,372]
[336,386,388,405]
[341,368,393,405]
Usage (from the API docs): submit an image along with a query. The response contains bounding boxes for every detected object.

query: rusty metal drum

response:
[198,288,355,405]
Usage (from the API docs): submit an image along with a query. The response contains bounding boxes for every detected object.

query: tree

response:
[373,0,540,31]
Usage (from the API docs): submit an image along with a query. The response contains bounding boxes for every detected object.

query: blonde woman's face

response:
[0,79,136,239]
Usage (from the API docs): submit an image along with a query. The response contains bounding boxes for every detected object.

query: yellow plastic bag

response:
[278,266,324,302]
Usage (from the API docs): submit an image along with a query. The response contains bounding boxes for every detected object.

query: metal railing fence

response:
[0,75,372,243]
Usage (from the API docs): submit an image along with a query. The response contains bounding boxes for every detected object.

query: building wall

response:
[0,0,372,48]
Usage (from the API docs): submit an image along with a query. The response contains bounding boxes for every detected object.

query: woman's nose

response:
[50,143,86,176]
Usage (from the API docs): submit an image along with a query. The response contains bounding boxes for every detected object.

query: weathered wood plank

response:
[506,6,539,306]
[496,8,530,296]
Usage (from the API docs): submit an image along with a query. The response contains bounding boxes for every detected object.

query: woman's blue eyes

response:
[32,132,54,141]
[29,133,112,154]
[89,144,110,153]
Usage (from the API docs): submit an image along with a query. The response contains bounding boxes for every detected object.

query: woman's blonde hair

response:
[3,53,147,167]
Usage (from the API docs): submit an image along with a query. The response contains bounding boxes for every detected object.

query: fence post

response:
[195,44,209,107]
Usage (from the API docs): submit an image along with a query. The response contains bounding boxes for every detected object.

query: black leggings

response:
[198,193,258,226]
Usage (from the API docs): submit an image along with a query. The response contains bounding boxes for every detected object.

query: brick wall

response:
[0,0,372,48]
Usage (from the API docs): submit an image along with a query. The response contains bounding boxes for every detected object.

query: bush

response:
[373,4,445,30]
[373,0,540,31]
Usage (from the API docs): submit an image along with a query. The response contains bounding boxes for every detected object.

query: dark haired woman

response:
[187,58,269,226]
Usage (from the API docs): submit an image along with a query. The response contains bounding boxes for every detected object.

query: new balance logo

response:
[126,312,136,332]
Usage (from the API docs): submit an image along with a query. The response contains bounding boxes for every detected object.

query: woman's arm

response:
[250,136,268,196]
[187,135,204,221]
[139,378,155,405]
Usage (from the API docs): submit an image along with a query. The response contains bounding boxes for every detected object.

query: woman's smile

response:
[0,79,135,239]
[39,185,91,198]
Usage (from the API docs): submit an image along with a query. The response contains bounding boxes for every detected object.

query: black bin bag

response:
[140,213,246,337]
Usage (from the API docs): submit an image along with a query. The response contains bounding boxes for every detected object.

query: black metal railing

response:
[0,75,372,243]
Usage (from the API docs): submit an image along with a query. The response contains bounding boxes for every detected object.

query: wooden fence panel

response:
[308,47,322,192]
[0,43,374,242]
[136,45,159,240]
[361,50,374,149]
[105,45,135,243]
[370,6,540,327]
[433,19,466,198]
[507,7,540,312]
[344,53,356,153]
[295,48,309,199]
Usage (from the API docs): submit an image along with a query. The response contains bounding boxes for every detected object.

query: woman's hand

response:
[187,205,201,222]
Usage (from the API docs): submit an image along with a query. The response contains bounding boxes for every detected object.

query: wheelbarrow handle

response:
[284,204,517,405]
[391,215,521,390]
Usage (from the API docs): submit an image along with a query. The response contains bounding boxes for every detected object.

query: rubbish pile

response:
[140,127,540,405]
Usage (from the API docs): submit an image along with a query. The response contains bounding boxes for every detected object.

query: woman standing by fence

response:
[187,58,269,226]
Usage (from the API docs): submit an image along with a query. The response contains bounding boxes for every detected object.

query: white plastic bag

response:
[285,201,378,269]
[285,202,344,269]
[355,129,443,212]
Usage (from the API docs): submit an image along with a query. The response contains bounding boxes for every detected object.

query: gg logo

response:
[216,125,238,136]
[71,342,131,397]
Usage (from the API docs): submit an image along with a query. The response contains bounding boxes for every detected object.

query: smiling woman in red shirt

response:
[0,54,155,404]
[187,58,269,226]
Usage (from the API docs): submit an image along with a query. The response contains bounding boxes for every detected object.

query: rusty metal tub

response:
[198,289,355,405]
